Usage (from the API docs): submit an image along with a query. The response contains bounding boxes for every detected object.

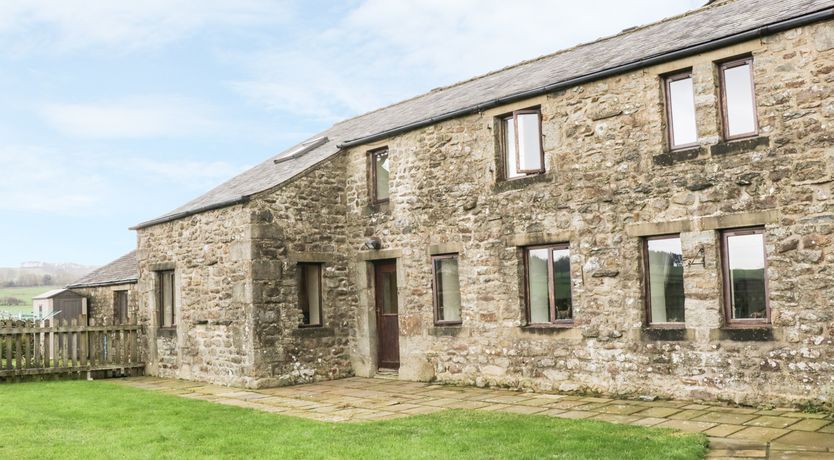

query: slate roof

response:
[67,251,138,288]
[134,0,834,229]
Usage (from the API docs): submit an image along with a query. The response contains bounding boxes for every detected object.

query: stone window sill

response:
[651,136,770,167]
[715,326,773,342]
[493,172,549,193]
[293,326,334,338]
[710,135,770,157]
[642,327,690,342]
[429,325,467,337]
[653,146,707,166]
[521,322,574,333]
[157,327,177,337]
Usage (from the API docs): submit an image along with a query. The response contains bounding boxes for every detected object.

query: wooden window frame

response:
[432,253,462,326]
[523,243,573,326]
[642,234,685,329]
[720,227,770,327]
[368,147,390,205]
[719,56,759,141]
[114,290,129,323]
[156,270,175,328]
[500,107,545,180]
[664,70,698,151]
[298,262,324,328]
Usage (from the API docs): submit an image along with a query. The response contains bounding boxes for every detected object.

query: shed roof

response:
[133,0,834,230]
[66,251,138,289]
[33,288,81,300]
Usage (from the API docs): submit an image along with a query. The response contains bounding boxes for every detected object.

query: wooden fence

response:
[0,318,144,380]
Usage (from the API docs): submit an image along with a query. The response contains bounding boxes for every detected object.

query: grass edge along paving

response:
[0,380,706,460]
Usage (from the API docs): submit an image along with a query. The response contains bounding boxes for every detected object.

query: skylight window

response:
[274,136,329,164]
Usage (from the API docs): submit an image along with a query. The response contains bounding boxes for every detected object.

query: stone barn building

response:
[68,251,139,325]
[129,0,834,406]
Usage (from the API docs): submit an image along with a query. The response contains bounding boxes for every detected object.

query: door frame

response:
[373,259,400,370]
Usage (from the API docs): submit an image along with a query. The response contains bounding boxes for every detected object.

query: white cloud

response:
[0,145,250,215]
[115,157,251,190]
[40,96,219,139]
[233,0,705,122]
[0,0,292,53]
[0,146,108,213]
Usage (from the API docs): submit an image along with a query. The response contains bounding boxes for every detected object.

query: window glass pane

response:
[161,272,173,327]
[527,248,550,323]
[374,150,390,201]
[552,248,572,320]
[382,271,398,314]
[435,257,461,322]
[723,63,756,136]
[301,264,321,325]
[504,117,522,179]
[646,237,685,323]
[668,76,697,147]
[726,232,767,320]
[516,112,542,172]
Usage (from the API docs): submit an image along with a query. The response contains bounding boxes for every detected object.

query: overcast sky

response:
[0,0,704,267]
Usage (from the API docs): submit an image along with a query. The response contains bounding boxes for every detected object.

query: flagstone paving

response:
[112,376,834,459]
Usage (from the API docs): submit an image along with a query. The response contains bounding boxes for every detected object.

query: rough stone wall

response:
[247,155,356,387]
[136,204,257,387]
[71,283,139,325]
[340,23,834,406]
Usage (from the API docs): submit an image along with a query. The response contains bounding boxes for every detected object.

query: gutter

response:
[67,278,139,289]
[338,7,834,149]
[130,196,251,230]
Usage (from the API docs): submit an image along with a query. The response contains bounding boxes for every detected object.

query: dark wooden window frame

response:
[523,243,573,326]
[718,56,759,141]
[368,147,390,205]
[298,262,324,328]
[663,70,698,151]
[156,270,176,328]
[114,290,129,323]
[431,253,462,326]
[642,234,685,329]
[499,107,545,180]
[720,227,770,327]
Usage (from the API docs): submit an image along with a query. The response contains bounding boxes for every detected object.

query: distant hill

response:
[0,262,98,288]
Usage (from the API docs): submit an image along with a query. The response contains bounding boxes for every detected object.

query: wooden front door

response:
[374,260,400,370]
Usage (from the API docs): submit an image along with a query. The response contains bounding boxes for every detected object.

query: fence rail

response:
[0,318,143,379]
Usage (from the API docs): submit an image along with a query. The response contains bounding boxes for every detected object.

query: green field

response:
[0,285,61,316]
[0,380,706,460]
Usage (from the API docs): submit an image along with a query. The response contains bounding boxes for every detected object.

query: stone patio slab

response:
[745,416,800,429]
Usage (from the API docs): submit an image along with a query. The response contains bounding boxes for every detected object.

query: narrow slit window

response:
[722,228,769,324]
[525,244,572,324]
[665,72,698,149]
[502,108,544,179]
[299,263,323,327]
[370,148,390,203]
[433,254,461,324]
[157,270,175,327]
[644,236,685,325]
[720,58,758,139]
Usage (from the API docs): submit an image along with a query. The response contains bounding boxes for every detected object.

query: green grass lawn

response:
[0,380,706,460]
[0,285,61,316]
